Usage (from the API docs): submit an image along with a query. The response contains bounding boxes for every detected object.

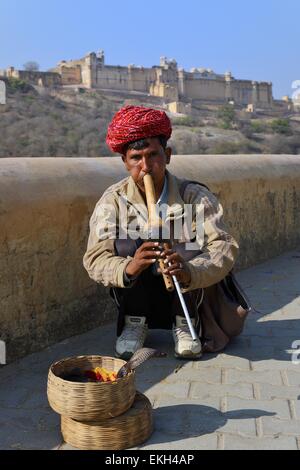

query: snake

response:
[116,348,167,378]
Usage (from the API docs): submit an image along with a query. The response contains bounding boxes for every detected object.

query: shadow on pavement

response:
[139,404,275,447]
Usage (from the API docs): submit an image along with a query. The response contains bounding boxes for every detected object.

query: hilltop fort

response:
[1,50,274,110]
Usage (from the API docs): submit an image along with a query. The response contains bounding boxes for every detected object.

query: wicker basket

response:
[47,355,135,421]
[61,392,153,450]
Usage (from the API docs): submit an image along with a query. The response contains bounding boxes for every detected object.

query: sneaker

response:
[172,315,202,359]
[115,316,148,360]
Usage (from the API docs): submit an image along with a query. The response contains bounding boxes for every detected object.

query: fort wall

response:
[48,51,274,107]
[1,52,274,107]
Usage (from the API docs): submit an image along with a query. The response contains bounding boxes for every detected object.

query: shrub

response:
[172,116,199,127]
[270,118,293,135]
[250,120,266,133]
[7,77,32,94]
[217,104,236,129]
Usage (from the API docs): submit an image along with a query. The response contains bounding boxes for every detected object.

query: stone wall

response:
[95,66,155,92]
[150,82,179,101]
[60,65,82,85]
[6,68,61,87]
[1,155,300,363]
[167,101,192,115]
[51,52,273,107]
[184,77,226,101]
[3,52,274,107]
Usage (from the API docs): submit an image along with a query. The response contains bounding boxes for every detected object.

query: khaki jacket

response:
[83,171,239,292]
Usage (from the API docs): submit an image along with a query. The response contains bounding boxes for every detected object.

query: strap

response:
[179,180,210,200]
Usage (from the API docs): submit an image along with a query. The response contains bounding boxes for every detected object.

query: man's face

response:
[122,137,171,194]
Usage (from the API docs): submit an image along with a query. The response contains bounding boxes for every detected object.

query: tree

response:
[270,118,293,136]
[217,104,236,129]
[23,61,40,72]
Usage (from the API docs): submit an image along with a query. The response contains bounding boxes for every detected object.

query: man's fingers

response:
[140,252,161,260]
[168,269,181,276]
[161,249,174,258]
[163,253,182,265]
[163,261,184,273]
[140,241,161,250]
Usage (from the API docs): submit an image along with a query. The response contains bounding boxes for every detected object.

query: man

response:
[83,106,249,360]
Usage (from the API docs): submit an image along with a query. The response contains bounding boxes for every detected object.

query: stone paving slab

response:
[225,397,291,420]
[225,369,283,386]
[261,417,300,436]
[0,248,300,450]
[257,383,300,400]
[286,371,300,386]
[223,435,298,450]
[190,382,254,400]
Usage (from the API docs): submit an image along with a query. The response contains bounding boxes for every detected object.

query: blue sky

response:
[0,0,299,98]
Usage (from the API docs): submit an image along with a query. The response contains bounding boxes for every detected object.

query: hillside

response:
[1,78,300,157]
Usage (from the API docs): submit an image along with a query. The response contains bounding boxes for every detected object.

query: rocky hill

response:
[1,78,300,157]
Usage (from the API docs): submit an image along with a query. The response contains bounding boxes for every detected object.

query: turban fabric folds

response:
[106,105,172,154]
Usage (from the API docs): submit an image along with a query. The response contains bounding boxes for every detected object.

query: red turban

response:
[106,105,172,154]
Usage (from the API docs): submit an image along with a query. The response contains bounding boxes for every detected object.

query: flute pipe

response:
[143,176,197,340]
[172,275,199,341]
[144,173,174,291]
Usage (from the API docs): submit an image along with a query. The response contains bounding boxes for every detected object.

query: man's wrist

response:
[180,264,192,288]
[125,261,140,278]
[123,261,139,286]
[124,271,138,281]
[123,271,137,285]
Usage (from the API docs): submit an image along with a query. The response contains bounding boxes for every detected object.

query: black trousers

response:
[111,239,202,337]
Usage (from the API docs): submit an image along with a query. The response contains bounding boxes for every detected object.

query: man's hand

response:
[125,241,162,278]
[159,247,191,287]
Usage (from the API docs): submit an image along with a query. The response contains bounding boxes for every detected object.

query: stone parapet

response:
[1,155,300,362]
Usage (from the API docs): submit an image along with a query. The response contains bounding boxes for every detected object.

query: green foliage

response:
[24,95,35,103]
[17,137,30,147]
[250,120,266,133]
[270,118,293,135]
[172,116,199,127]
[217,104,236,129]
[7,78,32,93]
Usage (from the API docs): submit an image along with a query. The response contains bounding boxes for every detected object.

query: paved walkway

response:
[1,249,300,450]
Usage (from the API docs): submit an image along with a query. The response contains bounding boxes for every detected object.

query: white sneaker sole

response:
[174,350,202,360]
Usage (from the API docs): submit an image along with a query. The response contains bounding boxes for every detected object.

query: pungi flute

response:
[143,173,199,342]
